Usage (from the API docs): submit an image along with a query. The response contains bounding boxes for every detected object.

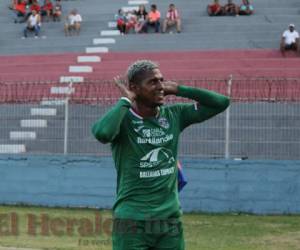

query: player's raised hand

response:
[163,80,179,96]
[113,75,136,102]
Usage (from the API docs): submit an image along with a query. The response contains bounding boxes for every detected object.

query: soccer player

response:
[92,60,230,250]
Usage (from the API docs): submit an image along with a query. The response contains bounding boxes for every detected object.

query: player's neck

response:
[132,102,159,118]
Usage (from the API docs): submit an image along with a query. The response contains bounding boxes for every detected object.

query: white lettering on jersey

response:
[140,167,175,178]
[137,134,173,144]
[139,147,175,168]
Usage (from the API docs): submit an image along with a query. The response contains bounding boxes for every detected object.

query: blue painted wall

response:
[0,155,299,214]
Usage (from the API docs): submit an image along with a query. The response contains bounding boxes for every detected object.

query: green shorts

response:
[112,218,185,250]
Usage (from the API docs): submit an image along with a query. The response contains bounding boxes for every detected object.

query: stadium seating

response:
[0,0,300,80]
[1,0,300,80]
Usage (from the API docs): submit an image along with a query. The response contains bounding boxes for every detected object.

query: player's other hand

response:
[113,75,136,102]
[163,81,179,96]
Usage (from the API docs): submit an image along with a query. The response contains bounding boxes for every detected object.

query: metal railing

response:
[0,77,300,159]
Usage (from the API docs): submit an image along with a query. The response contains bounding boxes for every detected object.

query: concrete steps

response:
[1,0,300,54]
[1,49,300,82]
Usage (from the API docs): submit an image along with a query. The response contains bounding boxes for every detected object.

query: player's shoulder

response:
[161,103,191,113]
[162,103,184,109]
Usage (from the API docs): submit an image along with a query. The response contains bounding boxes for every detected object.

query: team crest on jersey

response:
[158,117,169,129]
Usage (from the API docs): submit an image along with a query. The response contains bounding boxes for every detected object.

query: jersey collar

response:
[129,107,160,119]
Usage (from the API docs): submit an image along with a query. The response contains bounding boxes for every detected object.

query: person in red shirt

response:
[13,0,27,23]
[207,0,223,16]
[145,4,161,33]
[41,0,53,21]
[15,1,26,14]
[162,3,181,33]
[25,0,41,20]
[30,0,41,13]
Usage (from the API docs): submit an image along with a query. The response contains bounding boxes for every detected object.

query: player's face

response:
[135,68,165,107]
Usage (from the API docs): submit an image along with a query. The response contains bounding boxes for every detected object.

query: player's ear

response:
[129,82,138,92]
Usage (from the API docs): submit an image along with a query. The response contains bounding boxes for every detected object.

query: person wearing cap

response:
[280,24,300,54]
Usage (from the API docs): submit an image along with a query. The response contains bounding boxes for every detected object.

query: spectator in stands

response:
[41,0,53,22]
[25,0,41,19]
[13,0,27,23]
[30,0,41,14]
[239,0,254,15]
[125,12,138,34]
[64,9,82,36]
[224,0,239,16]
[52,0,62,21]
[207,0,223,16]
[23,9,41,38]
[134,5,148,33]
[144,4,161,33]
[162,3,181,33]
[115,9,137,34]
[115,9,127,34]
[280,24,300,54]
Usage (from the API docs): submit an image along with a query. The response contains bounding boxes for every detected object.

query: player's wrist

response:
[176,85,188,96]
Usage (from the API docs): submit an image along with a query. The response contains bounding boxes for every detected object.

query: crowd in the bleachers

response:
[206,0,299,54]
[207,0,253,16]
[7,0,300,55]
[10,0,81,38]
[113,0,255,35]
[115,3,181,34]
[11,0,62,23]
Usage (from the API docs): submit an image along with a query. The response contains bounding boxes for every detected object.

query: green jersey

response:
[92,85,229,220]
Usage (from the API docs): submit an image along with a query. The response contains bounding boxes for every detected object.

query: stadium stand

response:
[0,0,300,159]
[0,0,300,80]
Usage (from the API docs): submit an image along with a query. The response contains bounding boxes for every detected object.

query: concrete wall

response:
[0,155,299,214]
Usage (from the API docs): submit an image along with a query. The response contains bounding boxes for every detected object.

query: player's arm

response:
[164,81,230,129]
[92,98,131,143]
[177,85,230,114]
[92,76,135,143]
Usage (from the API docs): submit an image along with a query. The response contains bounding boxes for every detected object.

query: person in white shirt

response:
[23,10,42,38]
[64,9,82,36]
[162,3,181,33]
[280,24,299,54]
